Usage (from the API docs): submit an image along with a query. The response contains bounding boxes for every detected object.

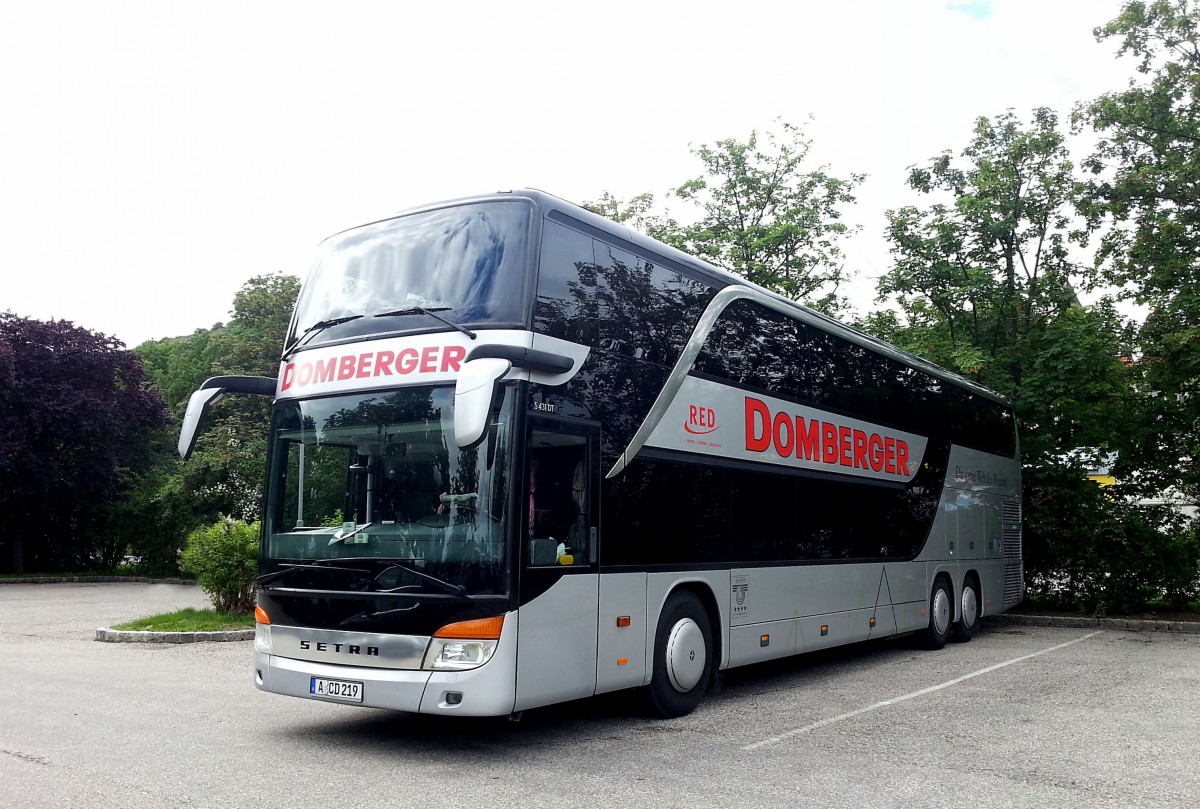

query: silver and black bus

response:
[179,189,1022,718]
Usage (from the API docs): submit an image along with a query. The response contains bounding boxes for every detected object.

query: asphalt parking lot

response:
[1,582,1197,809]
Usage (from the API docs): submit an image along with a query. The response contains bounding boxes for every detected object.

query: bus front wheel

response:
[645,591,713,718]
[922,578,953,650]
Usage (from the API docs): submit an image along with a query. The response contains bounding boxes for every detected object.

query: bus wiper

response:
[373,307,477,340]
[328,522,373,545]
[255,561,377,586]
[256,557,468,597]
[370,561,469,597]
[284,314,365,359]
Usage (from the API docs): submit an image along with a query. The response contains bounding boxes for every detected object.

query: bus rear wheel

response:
[952,577,980,643]
[922,578,953,650]
[645,591,713,718]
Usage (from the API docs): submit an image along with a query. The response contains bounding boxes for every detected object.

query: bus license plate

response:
[310,676,363,703]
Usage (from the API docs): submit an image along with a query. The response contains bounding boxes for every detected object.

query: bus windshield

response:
[264,386,513,596]
[289,200,531,348]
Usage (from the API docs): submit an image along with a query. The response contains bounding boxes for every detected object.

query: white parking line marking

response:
[742,630,1103,751]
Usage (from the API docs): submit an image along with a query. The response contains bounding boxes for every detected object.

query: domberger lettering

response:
[744,396,911,477]
[282,344,467,391]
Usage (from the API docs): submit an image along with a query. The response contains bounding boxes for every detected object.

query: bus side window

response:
[535,221,599,345]
[526,428,593,567]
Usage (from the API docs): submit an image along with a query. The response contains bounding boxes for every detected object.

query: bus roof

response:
[370,188,1010,407]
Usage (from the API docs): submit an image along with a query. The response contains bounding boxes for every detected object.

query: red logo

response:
[684,405,720,435]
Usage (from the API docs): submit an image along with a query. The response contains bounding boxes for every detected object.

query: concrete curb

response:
[1,576,196,585]
[988,613,1200,633]
[95,627,254,643]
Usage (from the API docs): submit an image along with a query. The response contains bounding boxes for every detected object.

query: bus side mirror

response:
[178,388,225,460]
[177,375,276,460]
[454,358,511,449]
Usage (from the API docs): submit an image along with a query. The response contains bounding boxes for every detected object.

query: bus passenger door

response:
[514,418,600,712]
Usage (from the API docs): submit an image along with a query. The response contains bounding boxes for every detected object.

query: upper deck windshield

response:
[289,200,532,349]
[264,386,513,597]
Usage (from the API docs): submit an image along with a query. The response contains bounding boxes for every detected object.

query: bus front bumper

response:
[254,645,518,716]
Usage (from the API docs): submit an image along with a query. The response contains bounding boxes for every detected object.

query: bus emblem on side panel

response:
[732,575,749,616]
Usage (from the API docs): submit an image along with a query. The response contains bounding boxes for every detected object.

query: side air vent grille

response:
[1001,499,1022,559]
[1001,498,1023,604]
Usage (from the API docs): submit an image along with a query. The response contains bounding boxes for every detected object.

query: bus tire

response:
[645,591,713,718]
[952,576,980,643]
[923,578,953,650]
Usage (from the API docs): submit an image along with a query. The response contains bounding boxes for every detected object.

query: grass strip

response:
[111,608,254,632]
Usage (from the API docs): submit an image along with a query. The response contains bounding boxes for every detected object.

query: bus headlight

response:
[422,615,504,671]
[254,605,272,654]
[254,623,272,654]
[423,638,498,670]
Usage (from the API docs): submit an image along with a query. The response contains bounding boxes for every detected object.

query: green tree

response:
[1079,0,1200,501]
[1024,463,1200,613]
[877,108,1132,463]
[586,120,863,313]
[581,191,672,237]
[182,272,300,521]
[124,273,300,572]
[0,315,167,573]
[867,107,1189,610]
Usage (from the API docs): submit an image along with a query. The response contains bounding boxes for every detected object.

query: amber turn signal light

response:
[434,615,505,639]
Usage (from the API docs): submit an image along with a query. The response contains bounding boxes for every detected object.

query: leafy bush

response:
[180,517,259,612]
[1024,464,1200,614]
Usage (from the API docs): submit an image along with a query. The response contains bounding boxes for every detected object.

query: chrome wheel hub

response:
[932,588,951,636]
[665,618,706,692]
[961,586,978,628]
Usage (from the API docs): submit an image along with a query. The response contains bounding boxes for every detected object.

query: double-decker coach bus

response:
[178,189,1022,719]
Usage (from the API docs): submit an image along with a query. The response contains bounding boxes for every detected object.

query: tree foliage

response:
[122,272,300,573]
[877,108,1132,463]
[671,122,863,311]
[586,121,863,313]
[1080,0,1200,501]
[0,314,167,573]
[867,98,1200,612]
[181,517,260,613]
[1024,463,1199,613]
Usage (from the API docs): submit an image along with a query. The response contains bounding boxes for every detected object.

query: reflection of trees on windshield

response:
[322,391,440,431]
[534,221,715,456]
[270,388,508,530]
[290,202,531,346]
[285,446,348,528]
[264,388,511,594]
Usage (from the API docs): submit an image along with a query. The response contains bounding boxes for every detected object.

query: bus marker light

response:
[870,617,876,628]
[820,625,828,636]
[434,615,504,639]
[617,658,628,666]
[255,605,271,625]
[760,635,769,647]
[616,616,631,628]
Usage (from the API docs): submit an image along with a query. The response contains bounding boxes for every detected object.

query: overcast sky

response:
[1,0,1133,349]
